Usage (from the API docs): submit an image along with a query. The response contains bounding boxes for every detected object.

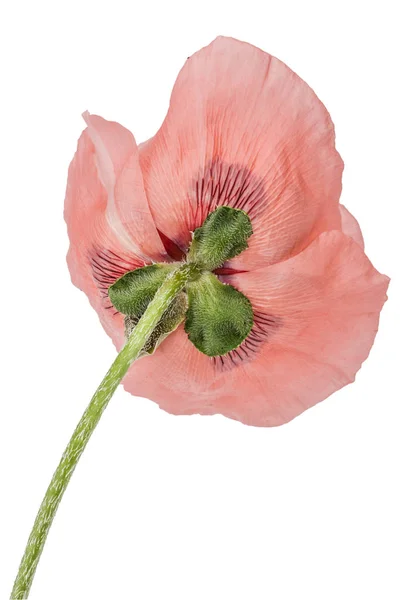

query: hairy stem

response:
[10,263,197,599]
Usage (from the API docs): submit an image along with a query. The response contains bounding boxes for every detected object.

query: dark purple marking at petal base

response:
[212,311,281,371]
[89,248,144,313]
[190,158,267,234]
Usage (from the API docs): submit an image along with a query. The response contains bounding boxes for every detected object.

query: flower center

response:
[108,206,254,357]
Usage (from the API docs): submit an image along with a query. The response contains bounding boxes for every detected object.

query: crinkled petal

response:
[139,36,343,269]
[64,123,162,347]
[340,204,364,248]
[82,112,167,261]
[123,231,388,426]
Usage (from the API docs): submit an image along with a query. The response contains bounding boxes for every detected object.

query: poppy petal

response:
[65,126,151,348]
[123,231,388,426]
[139,36,343,269]
[82,112,166,261]
[340,204,364,248]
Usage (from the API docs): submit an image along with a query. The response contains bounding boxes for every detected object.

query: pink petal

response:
[123,231,388,426]
[139,37,343,269]
[82,113,167,261]
[65,125,155,348]
[340,204,364,248]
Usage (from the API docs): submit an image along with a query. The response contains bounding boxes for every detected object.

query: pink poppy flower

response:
[65,36,389,427]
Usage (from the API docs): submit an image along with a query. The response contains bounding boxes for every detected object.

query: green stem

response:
[11,263,196,600]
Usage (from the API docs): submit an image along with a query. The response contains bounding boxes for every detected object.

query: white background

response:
[1,1,399,599]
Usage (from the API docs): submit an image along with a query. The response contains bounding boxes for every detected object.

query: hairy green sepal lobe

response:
[187,206,253,270]
[109,264,191,353]
[125,292,188,355]
[108,264,176,316]
[185,273,254,357]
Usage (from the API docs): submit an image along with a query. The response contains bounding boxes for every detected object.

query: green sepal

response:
[125,292,188,355]
[185,272,253,357]
[187,206,253,270]
[108,263,176,316]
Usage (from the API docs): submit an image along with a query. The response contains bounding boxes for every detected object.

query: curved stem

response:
[10,263,196,599]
